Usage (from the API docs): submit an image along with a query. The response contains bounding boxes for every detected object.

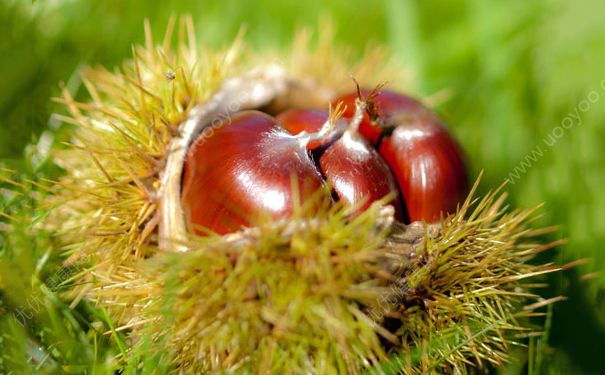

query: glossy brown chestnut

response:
[181,111,325,235]
[378,111,468,222]
[334,89,469,223]
[318,128,404,221]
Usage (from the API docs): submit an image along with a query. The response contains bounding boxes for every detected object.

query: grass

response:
[2,0,605,373]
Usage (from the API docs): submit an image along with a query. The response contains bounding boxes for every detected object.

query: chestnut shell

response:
[181,111,324,235]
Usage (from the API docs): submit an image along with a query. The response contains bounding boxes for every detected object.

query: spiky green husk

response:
[28,17,561,374]
[376,185,561,374]
[139,202,393,374]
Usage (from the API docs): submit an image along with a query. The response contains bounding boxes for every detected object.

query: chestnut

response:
[334,88,469,222]
[180,111,326,235]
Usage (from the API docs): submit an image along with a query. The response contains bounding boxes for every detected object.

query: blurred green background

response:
[1,0,604,373]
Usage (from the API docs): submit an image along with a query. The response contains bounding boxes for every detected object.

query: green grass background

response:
[1,0,605,373]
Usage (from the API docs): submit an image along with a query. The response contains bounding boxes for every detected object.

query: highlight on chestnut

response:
[180,85,469,235]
